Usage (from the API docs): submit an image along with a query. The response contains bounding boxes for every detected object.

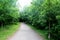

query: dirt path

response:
[8,23,43,40]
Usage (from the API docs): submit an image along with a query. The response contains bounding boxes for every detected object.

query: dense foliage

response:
[20,0,60,40]
[0,0,60,40]
[0,0,19,26]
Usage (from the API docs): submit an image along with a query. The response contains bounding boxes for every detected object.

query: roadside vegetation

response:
[0,23,20,40]
[28,25,48,40]
[0,0,20,40]
[0,0,60,40]
[19,0,60,40]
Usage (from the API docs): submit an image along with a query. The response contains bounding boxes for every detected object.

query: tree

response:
[0,0,19,26]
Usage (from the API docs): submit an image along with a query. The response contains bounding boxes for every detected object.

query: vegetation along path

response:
[8,23,44,40]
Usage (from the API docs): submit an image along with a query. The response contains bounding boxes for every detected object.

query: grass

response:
[28,25,48,40]
[0,23,20,40]
[35,29,48,40]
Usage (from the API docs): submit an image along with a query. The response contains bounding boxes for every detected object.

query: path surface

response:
[8,23,43,40]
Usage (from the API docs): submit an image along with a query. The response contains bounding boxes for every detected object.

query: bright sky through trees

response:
[16,0,32,11]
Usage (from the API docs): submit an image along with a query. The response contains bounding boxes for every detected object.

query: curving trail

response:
[8,23,43,40]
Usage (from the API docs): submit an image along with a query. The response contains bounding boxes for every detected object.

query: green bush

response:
[50,24,60,40]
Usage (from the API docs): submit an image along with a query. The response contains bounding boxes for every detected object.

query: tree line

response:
[19,0,60,40]
[0,0,19,26]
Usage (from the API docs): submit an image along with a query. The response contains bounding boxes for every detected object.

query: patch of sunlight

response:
[16,0,32,11]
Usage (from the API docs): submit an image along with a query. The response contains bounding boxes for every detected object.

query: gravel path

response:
[8,23,43,40]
